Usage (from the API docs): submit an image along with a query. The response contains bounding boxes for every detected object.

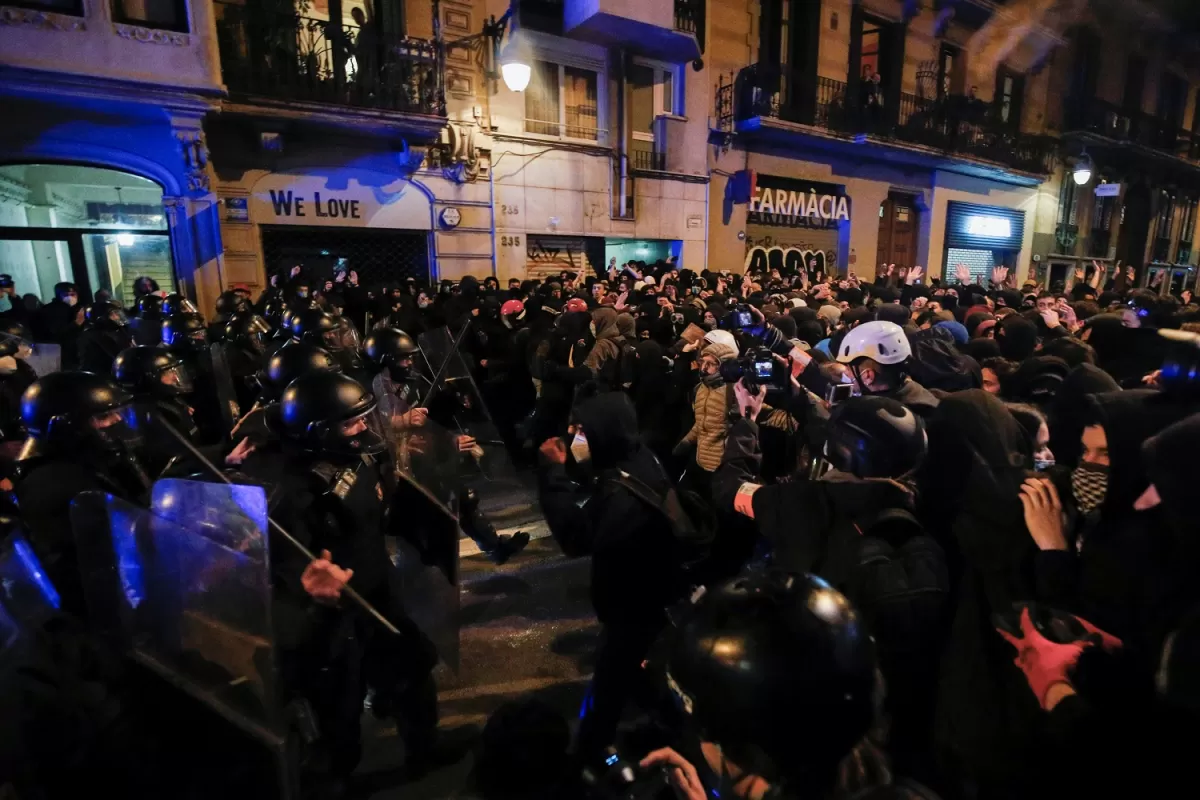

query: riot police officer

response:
[0,320,37,443]
[210,290,252,341]
[240,371,444,785]
[161,292,198,317]
[131,293,166,346]
[364,328,529,565]
[113,345,213,476]
[163,312,236,445]
[233,341,343,452]
[222,313,271,411]
[77,301,135,374]
[13,371,151,613]
[291,307,368,383]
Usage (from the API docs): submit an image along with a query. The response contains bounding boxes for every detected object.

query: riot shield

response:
[70,487,286,745]
[208,343,242,433]
[0,534,61,653]
[375,371,462,670]
[23,341,59,377]
[415,327,535,526]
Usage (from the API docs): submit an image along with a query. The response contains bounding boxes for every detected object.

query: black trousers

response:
[576,615,667,758]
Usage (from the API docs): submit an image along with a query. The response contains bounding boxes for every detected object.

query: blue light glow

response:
[12,537,60,610]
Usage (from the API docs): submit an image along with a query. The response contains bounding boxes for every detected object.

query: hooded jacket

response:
[919,390,1049,792]
[583,307,624,389]
[537,393,681,623]
[1035,389,1194,666]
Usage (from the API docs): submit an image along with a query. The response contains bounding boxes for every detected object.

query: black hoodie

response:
[537,393,680,624]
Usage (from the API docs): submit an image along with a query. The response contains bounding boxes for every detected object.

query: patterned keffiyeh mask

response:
[1071,462,1109,514]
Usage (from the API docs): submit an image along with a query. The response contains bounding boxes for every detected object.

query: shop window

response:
[8,0,82,15]
[946,248,995,284]
[0,164,173,307]
[526,60,601,142]
[1152,192,1176,263]
[111,0,190,32]
[260,227,430,287]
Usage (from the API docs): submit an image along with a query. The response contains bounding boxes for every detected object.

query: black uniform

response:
[239,371,440,780]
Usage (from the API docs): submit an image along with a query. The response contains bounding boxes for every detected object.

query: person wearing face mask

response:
[834,321,939,417]
[537,392,686,762]
[1026,388,1192,665]
[673,340,738,477]
[1006,403,1055,471]
[33,283,81,363]
[0,274,25,325]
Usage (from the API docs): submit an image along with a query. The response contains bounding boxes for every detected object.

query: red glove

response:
[996,607,1122,710]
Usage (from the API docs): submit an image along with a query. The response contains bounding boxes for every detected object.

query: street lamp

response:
[1073,151,1094,186]
[499,45,532,92]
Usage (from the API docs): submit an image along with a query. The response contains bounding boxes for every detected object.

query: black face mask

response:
[388,363,411,382]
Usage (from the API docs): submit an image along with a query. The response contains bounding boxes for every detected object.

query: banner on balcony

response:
[249,173,431,230]
[744,176,846,274]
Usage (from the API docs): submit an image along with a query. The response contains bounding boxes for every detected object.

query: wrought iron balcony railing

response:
[734,64,1055,174]
[1064,97,1192,159]
[674,0,704,40]
[629,149,666,172]
[214,1,445,116]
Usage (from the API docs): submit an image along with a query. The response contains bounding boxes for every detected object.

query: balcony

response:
[214,1,444,125]
[1064,97,1192,159]
[732,65,1056,179]
[563,0,703,62]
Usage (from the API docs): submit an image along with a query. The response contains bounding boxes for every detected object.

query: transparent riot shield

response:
[375,370,463,670]
[18,337,58,376]
[69,486,295,794]
[0,534,61,657]
[415,326,536,527]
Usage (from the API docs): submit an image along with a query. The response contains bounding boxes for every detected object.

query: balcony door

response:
[758,0,820,124]
[848,8,905,129]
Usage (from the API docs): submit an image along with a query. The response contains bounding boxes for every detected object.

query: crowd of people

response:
[1,254,1199,800]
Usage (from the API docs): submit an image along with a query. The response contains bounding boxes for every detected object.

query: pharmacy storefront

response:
[743,175,851,276]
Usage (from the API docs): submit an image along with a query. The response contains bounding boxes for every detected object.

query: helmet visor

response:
[89,404,142,450]
[159,364,194,394]
[330,407,388,457]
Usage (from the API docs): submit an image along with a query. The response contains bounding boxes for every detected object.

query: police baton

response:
[154,414,402,636]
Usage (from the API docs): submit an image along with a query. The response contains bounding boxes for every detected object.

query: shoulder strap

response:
[853,507,925,544]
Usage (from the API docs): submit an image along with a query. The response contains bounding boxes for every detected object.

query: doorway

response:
[0,164,176,307]
[877,193,920,270]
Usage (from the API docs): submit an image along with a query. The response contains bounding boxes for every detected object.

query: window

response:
[1176,197,1197,263]
[938,44,961,99]
[994,67,1025,129]
[8,0,82,14]
[1054,178,1079,254]
[629,61,680,140]
[525,60,600,141]
[1088,193,1116,258]
[1153,192,1176,262]
[111,0,189,32]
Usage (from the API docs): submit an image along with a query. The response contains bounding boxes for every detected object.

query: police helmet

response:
[262,298,287,331]
[279,371,386,457]
[290,308,345,350]
[161,292,198,317]
[84,301,129,332]
[20,371,140,454]
[363,328,419,370]
[824,395,926,479]
[666,572,877,790]
[215,290,251,319]
[113,346,193,397]
[162,312,209,350]
[136,293,165,318]
[0,320,33,360]
[1158,329,1200,397]
[224,313,272,355]
[259,341,342,400]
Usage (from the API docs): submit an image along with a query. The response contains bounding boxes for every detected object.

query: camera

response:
[722,304,755,330]
[825,381,859,405]
[720,346,788,390]
[581,747,670,800]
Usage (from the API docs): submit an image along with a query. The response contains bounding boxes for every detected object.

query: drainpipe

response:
[614,48,629,218]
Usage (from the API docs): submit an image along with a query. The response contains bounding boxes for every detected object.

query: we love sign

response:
[248,172,432,230]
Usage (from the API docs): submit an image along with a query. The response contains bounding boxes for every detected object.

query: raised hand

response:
[992,266,1009,285]
[955,263,971,283]
[906,265,924,285]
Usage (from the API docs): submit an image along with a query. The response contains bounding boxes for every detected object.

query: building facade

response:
[4,0,1200,302]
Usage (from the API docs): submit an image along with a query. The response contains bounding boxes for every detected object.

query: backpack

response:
[604,464,716,571]
[842,508,949,659]
[618,341,638,390]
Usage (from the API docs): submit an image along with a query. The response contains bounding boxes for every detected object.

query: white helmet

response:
[703,329,739,356]
[836,320,911,365]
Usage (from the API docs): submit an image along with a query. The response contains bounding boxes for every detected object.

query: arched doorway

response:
[0,164,177,307]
